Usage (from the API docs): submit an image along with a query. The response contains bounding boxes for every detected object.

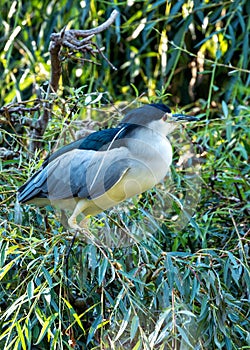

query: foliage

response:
[0,0,249,349]
[1,0,249,106]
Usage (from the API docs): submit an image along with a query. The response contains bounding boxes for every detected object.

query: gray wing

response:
[18,148,131,202]
[73,149,131,199]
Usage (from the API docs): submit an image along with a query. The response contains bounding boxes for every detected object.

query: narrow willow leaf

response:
[114,306,131,342]
[0,260,14,281]
[72,311,85,333]
[130,315,139,341]
[90,93,103,104]
[0,241,8,267]
[130,83,139,97]
[170,1,183,16]
[41,267,53,288]
[164,255,175,290]
[87,314,102,345]
[176,325,193,348]
[53,245,59,271]
[98,257,108,286]
[149,0,167,11]
[3,294,28,319]
[35,307,46,325]
[237,11,246,32]
[51,329,60,349]
[62,298,85,332]
[132,339,141,350]
[190,276,200,302]
[118,270,146,285]
[222,100,228,118]
[177,310,196,318]
[34,313,58,345]
[242,31,249,69]
[27,280,34,301]
[149,309,171,347]
[15,322,26,350]
[24,318,32,348]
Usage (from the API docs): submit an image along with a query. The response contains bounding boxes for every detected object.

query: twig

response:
[0,10,119,152]
[51,10,119,41]
[28,9,119,152]
[0,104,41,115]
[0,147,18,159]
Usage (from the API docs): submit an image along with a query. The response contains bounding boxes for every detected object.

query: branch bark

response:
[28,9,119,152]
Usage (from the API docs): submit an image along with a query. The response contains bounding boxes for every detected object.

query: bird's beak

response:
[163,112,197,123]
[171,113,197,122]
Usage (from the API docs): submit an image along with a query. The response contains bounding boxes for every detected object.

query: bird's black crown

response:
[149,103,171,113]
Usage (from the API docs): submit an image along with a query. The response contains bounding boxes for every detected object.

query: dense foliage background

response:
[0,0,249,349]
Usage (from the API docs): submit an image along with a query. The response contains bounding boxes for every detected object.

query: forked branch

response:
[1,10,119,153]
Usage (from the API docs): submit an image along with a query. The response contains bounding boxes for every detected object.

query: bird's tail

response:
[18,168,48,203]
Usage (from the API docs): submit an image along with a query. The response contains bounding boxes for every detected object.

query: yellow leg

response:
[68,199,89,230]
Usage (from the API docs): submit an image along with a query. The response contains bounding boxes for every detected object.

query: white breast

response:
[125,128,172,191]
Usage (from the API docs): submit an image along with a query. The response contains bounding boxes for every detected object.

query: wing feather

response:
[18,147,130,202]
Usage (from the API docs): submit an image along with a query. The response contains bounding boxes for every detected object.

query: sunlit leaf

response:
[34,313,58,345]
[114,306,131,342]
[15,322,26,350]
[130,315,139,341]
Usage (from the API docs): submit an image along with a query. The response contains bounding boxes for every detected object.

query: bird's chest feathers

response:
[126,131,172,190]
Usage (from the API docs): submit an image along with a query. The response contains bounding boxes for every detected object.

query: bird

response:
[18,103,196,230]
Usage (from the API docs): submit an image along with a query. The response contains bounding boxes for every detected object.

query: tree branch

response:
[28,9,119,152]
[51,9,119,41]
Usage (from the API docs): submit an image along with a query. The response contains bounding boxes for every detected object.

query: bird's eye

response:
[163,112,172,121]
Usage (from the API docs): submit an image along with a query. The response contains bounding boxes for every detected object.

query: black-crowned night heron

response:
[18,103,196,229]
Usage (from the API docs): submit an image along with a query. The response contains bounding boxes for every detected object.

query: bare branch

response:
[0,147,18,160]
[28,9,119,152]
[50,9,119,41]
[49,40,62,93]
[0,104,41,115]
[90,42,117,71]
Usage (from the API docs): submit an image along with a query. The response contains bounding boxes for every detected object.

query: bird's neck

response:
[127,126,173,165]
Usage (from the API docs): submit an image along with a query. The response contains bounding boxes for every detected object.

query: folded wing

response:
[18,147,131,203]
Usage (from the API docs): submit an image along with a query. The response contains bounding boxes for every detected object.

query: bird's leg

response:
[79,216,91,229]
[68,199,89,230]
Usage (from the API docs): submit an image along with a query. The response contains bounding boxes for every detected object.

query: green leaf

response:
[62,298,86,333]
[87,315,103,345]
[98,257,109,286]
[41,267,53,288]
[0,241,8,268]
[132,339,142,350]
[130,315,139,341]
[118,270,146,285]
[114,306,131,342]
[24,318,32,348]
[0,260,15,281]
[149,309,171,347]
[130,83,139,97]
[27,280,34,300]
[15,321,27,350]
[176,324,193,348]
[222,100,228,118]
[34,313,58,345]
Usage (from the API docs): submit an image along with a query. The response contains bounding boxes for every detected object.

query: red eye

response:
[163,113,172,121]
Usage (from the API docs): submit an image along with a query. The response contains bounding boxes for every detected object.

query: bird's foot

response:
[68,216,82,230]
[66,216,91,241]
[68,215,90,231]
